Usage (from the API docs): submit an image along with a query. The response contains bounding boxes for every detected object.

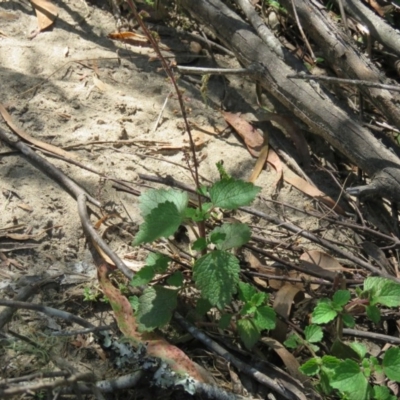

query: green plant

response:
[129,166,276,348]
[299,348,400,400]
[83,286,100,302]
[289,278,400,400]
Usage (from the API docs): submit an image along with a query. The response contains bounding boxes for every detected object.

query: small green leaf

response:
[133,201,183,245]
[304,325,323,343]
[350,342,367,359]
[284,334,300,349]
[241,303,257,315]
[383,347,400,382]
[185,207,209,222]
[372,385,396,400]
[364,277,400,307]
[167,271,184,287]
[209,231,226,246]
[209,179,261,210]
[342,313,355,328]
[237,318,260,350]
[366,305,381,323]
[299,358,320,376]
[193,250,240,309]
[211,222,251,250]
[216,160,231,180]
[321,355,341,371]
[330,359,369,400]
[129,295,139,311]
[136,286,178,331]
[130,265,155,287]
[218,314,232,330]
[333,290,351,307]
[139,188,188,218]
[251,292,267,307]
[192,237,207,252]
[238,282,257,302]
[253,306,276,330]
[146,253,171,273]
[312,300,337,324]
[374,281,400,307]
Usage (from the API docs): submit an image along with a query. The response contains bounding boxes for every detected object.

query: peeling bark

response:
[179,0,400,203]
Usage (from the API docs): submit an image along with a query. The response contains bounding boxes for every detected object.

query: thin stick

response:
[337,0,349,35]
[125,0,206,241]
[177,65,251,76]
[287,73,400,92]
[290,0,316,61]
[153,89,172,132]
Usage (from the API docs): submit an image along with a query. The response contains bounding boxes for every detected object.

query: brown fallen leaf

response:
[30,0,58,31]
[108,31,150,46]
[283,167,345,215]
[300,250,346,287]
[223,111,345,213]
[271,284,304,343]
[261,337,309,384]
[222,111,283,183]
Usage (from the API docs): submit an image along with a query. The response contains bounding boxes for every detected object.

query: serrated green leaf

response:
[130,265,155,287]
[184,207,209,222]
[333,290,351,307]
[139,188,188,217]
[193,250,240,309]
[211,223,251,251]
[318,370,334,395]
[364,277,400,307]
[299,358,320,376]
[350,343,367,359]
[146,252,171,272]
[192,237,207,252]
[136,286,178,331]
[238,282,257,302]
[312,301,337,324]
[254,306,276,330]
[374,281,400,307]
[209,179,261,209]
[372,385,396,400]
[342,313,355,328]
[330,359,369,400]
[133,201,183,245]
[209,231,226,246]
[321,355,341,371]
[237,318,260,350]
[241,303,257,315]
[304,325,323,343]
[383,347,400,382]
[218,314,232,330]
[251,292,267,307]
[129,295,139,311]
[366,305,381,323]
[167,271,183,287]
[284,334,300,349]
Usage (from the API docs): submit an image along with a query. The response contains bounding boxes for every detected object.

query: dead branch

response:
[179,0,400,204]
